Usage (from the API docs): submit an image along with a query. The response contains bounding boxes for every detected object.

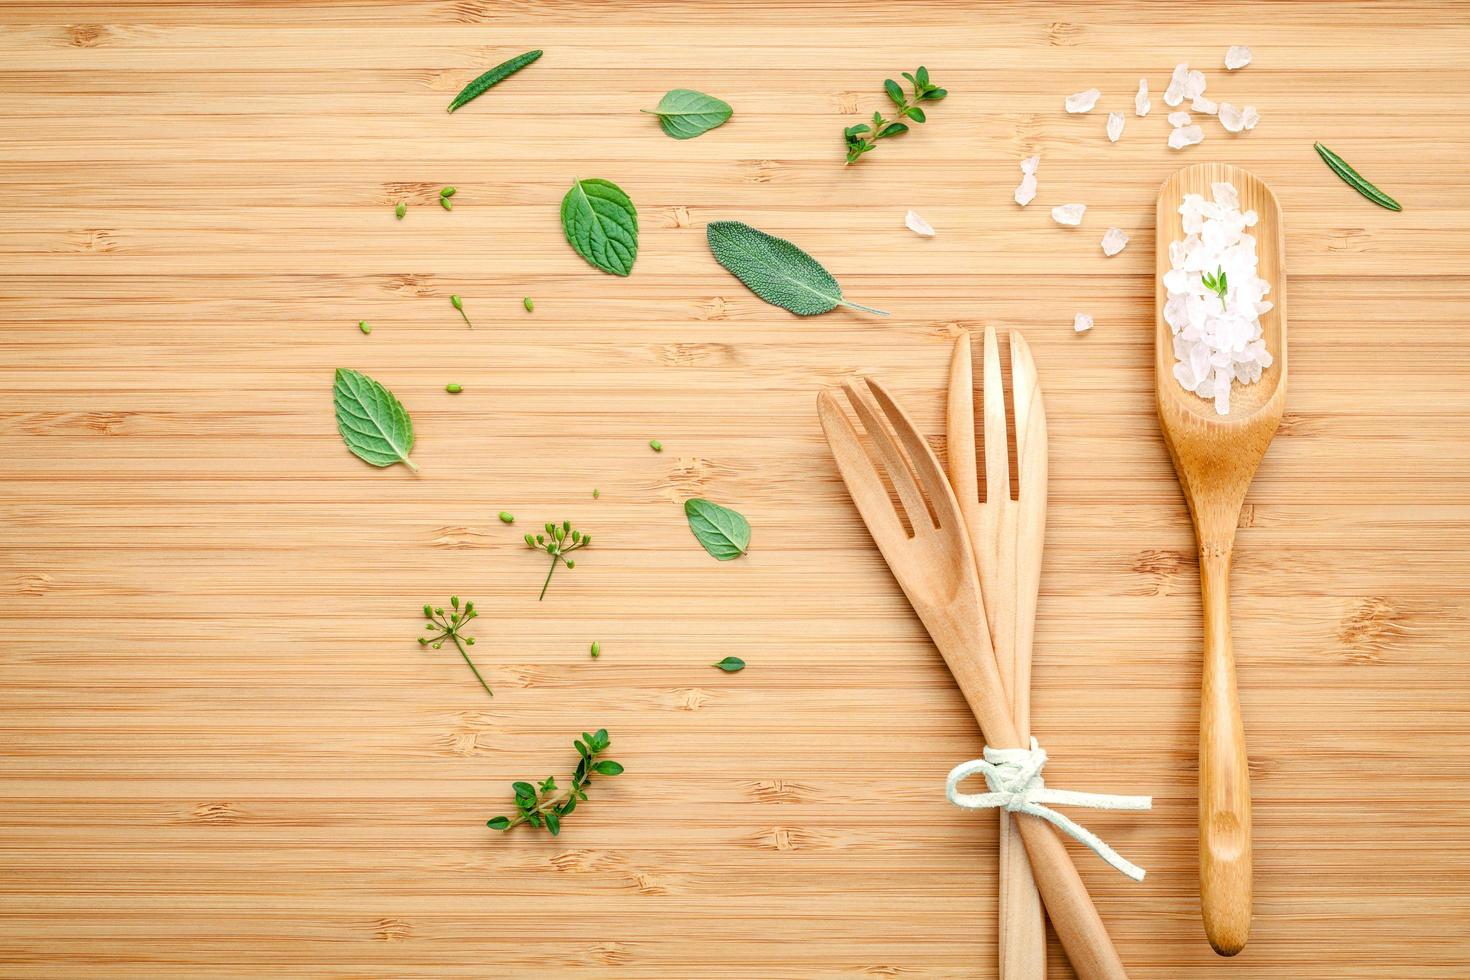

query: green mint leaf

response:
[561,178,638,276]
[333,368,417,472]
[705,221,888,317]
[711,656,746,672]
[684,498,752,560]
[591,760,624,776]
[447,49,542,113]
[641,88,732,140]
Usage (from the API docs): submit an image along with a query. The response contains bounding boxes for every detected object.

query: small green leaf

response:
[394,202,406,220]
[333,368,417,472]
[512,781,536,800]
[499,512,515,524]
[641,88,733,140]
[684,498,751,560]
[884,79,904,106]
[447,49,542,113]
[705,221,887,317]
[487,816,511,830]
[561,178,638,276]
[878,122,910,138]
[904,106,926,123]
[592,760,624,776]
[926,88,948,101]
[711,656,746,673]
[916,66,930,87]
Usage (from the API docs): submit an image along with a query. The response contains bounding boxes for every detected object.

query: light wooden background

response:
[3,2,1468,977]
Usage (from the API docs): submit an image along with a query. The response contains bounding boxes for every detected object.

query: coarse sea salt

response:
[1066,88,1101,113]
[1225,45,1252,70]
[1101,227,1129,256]
[1168,110,1192,128]
[1107,111,1125,142]
[904,209,936,238]
[1191,95,1218,115]
[1014,156,1039,207]
[1168,125,1204,150]
[1163,63,1189,106]
[1135,79,1151,116]
[1074,313,1093,333]
[1183,70,1208,100]
[1219,102,1260,133]
[1163,181,1274,415]
[1051,203,1086,226]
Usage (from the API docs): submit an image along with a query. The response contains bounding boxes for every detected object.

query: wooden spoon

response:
[1154,163,1287,956]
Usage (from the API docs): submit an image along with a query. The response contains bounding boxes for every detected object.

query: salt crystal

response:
[1107,111,1125,142]
[1225,45,1252,70]
[1184,70,1208,99]
[1136,79,1151,116]
[1051,203,1086,226]
[1191,95,1218,115]
[1219,102,1260,133]
[1241,105,1260,130]
[1168,110,1192,128]
[1101,227,1129,256]
[1014,157,1039,207]
[904,209,935,238]
[1211,181,1239,210]
[1065,88,1101,113]
[1168,125,1204,150]
[1163,63,1188,106]
[1074,313,1093,334]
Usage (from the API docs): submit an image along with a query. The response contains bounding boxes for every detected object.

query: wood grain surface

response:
[3,2,1469,977]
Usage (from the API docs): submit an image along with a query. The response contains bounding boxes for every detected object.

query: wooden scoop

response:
[1155,163,1286,955]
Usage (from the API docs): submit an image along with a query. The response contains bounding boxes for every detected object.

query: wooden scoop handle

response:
[1199,545,1252,955]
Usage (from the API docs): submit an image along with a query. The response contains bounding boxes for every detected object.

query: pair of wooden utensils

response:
[819,163,1285,976]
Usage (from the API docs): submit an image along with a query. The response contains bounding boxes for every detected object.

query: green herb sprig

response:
[844,67,946,165]
[1314,142,1402,212]
[447,50,543,113]
[525,520,590,600]
[419,596,492,698]
[1201,266,1229,309]
[487,729,623,835]
[450,294,474,329]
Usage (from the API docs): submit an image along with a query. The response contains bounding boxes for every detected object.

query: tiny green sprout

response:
[450,295,474,329]
[526,519,591,600]
[395,201,406,220]
[358,320,371,335]
[499,511,515,524]
[590,641,600,659]
[649,440,663,452]
[523,297,534,312]
[445,383,462,393]
[486,729,622,836]
[440,196,453,211]
[592,488,600,499]
[440,186,456,198]
[419,596,492,698]
[1201,265,1229,309]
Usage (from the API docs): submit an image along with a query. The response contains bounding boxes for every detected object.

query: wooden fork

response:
[819,378,1126,980]
[947,328,1048,980]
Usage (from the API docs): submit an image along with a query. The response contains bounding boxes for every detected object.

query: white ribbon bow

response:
[945,737,1153,882]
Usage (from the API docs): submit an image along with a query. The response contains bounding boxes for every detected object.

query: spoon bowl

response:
[1155,162,1287,957]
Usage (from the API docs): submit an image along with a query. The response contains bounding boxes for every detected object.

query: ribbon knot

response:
[945,737,1153,882]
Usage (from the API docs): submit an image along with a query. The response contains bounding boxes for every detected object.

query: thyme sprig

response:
[525,520,590,600]
[487,729,623,836]
[419,596,492,698]
[844,66,946,165]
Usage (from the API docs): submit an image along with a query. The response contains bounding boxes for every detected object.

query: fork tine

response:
[842,380,933,532]
[817,390,909,548]
[947,332,980,508]
[982,326,1011,503]
[1010,331,1046,499]
[863,378,968,534]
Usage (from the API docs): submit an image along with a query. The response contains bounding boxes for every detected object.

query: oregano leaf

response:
[683,498,751,560]
[560,178,638,276]
[705,221,888,317]
[332,368,417,472]
[711,656,746,673]
[641,89,732,140]
[592,760,624,776]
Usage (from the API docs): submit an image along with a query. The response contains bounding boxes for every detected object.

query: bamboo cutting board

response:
[2,2,1469,977]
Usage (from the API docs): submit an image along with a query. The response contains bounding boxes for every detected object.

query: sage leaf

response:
[333,368,417,473]
[561,178,638,276]
[706,221,888,317]
[684,498,750,560]
[711,656,746,672]
[641,88,732,140]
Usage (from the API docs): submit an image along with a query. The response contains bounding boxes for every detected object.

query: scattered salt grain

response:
[1066,88,1101,113]
[1014,156,1039,207]
[1051,203,1086,226]
[1107,111,1125,143]
[1191,95,1218,115]
[1218,102,1260,133]
[1168,125,1204,150]
[1163,182,1274,415]
[1168,110,1192,128]
[1074,313,1093,334]
[1101,227,1129,256]
[1183,70,1208,100]
[1163,63,1189,106]
[904,209,936,238]
[1135,79,1151,116]
[1225,45,1252,70]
